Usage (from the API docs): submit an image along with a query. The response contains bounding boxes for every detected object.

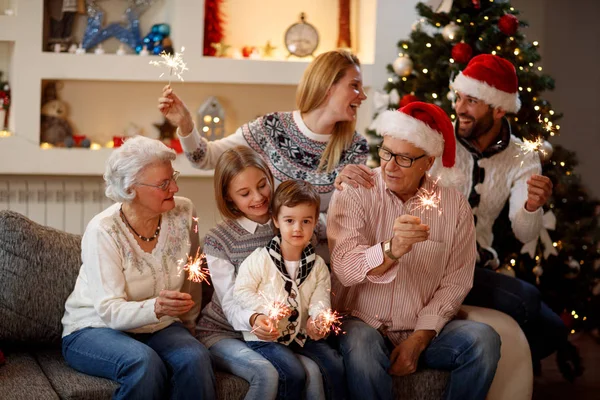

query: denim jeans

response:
[247,339,346,400]
[62,322,216,400]
[335,318,501,400]
[464,267,567,362]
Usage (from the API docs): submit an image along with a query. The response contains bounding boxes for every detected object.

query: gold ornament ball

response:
[442,22,460,42]
[496,265,516,278]
[392,56,414,77]
[539,140,554,163]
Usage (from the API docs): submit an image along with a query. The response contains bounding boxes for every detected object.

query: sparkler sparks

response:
[411,187,442,215]
[179,249,210,284]
[314,308,343,336]
[250,291,291,334]
[515,136,545,166]
[149,47,188,84]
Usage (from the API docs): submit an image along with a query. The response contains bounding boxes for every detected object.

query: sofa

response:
[0,210,533,399]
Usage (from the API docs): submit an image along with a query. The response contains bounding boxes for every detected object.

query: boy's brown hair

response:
[272,180,320,220]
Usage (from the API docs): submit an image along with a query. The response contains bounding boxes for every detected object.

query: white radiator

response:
[0,176,114,235]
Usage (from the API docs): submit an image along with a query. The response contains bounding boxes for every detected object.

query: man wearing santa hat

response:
[444,54,578,377]
[327,101,501,400]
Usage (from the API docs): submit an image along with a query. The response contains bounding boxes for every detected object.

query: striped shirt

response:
[327,169,476,344]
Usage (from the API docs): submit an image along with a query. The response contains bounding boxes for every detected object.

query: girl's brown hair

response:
[214,146,274,220]
[296,49,361,173]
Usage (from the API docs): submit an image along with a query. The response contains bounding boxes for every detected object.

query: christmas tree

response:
[366,0,600,333]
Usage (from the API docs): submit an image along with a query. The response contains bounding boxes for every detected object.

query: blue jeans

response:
[210,338,279,400]
[464,267,567,362]
[62,323,216,400]
[336,318,501,400]
[247,339,347,400]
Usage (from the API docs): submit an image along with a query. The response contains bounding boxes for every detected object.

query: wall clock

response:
[284,13,319,58]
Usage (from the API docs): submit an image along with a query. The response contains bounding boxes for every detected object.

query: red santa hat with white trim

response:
[451,54,521,113]
[373,101,463,186]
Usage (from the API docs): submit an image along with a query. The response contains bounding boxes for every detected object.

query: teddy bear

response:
[40,81,73,146]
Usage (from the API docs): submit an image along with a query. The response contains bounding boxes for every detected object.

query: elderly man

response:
[442,54,578,377]
[327,101,500,400]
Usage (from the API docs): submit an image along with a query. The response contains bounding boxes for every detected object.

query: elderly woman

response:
[61,136,215,400]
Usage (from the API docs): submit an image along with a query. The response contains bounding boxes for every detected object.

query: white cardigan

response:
[233,247,331,346]
[62,197,202,337]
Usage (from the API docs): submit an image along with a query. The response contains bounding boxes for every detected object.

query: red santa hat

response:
[373,101,463,186]
[451,54,521,113]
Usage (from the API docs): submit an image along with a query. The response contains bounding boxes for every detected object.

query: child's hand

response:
[252,315,280,342]
[306,316,327,341]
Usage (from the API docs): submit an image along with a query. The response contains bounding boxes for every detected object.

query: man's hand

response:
[525,174,552,212]
[154,290,194,319]
[334,164,375,190]
[390,215,430,259]
[306,316,327,341]
[389,330,436,376]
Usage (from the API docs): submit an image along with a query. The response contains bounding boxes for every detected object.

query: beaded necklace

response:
[120,206,161,242]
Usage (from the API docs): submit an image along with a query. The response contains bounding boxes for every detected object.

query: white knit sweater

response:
[62,197,202,337]
[433,134,543,260]
[233,247,331,346]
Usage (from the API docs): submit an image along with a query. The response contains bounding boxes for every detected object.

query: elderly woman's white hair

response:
[104,136,176,203]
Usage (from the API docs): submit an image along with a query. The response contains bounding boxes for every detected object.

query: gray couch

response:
[0,210,449,399]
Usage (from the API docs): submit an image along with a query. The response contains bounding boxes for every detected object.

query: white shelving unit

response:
[0,0,378,177]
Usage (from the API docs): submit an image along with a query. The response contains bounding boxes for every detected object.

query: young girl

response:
[233,180,347,400]
[196,146,325,400]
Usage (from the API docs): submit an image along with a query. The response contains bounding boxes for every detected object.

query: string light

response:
[492,51,497,55]
[435,22,441,27]
[556,124,560,130]
[519,86,523,91]
[560,162,566,167]
[529,62,534,67]
[534,106,540,111]
[496,46,501,50]
[451,114,456,119]
[449,58,455,63]
[402,44,409,49]
[549,110,555,115]
[398,52,404,57]
[402,77,407,81]
[538,66,543,71]
[388,77,393,82]
[478,37,483,41]
[426,43,432,48]
[432,93,438,99]
[519,66,524,70]
[470,22,475,26]
[484,16,489,20]
[533,41,539,46]
[423,68,428,73]
[456,19,462,23]
[514,48,520,55]
[527,87,532,92]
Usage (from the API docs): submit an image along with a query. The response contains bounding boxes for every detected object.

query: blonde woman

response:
[157,50,370,261]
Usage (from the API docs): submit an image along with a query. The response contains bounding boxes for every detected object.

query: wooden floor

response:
[533,332,600,400]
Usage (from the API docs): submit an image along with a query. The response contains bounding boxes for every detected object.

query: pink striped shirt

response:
[327,169,476,344]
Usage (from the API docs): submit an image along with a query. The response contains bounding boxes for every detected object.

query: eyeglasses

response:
[377,146,427,168]
[137,171,180,191]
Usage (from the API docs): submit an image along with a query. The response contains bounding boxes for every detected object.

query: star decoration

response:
[262,40,277,58]
[154,117,177,141]
[210,41,231,57]
[82,0,156,51]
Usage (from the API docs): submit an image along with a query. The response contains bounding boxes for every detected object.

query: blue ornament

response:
[152,45,164,55]
[151,33,164,44]
[154,24,170,37]
[82,1,156,51]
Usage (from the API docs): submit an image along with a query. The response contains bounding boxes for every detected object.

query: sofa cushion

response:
[35,348,250,400]
[0,211,82,345]
[0,350,59,399]
[393,369,448,399]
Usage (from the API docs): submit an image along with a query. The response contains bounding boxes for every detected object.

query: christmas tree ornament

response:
[521,210,558,259]
[496,264,516,278]
[565,256,581,279]
[411,19,424,32]
[262,41,277,58]
[399,94,419,107]
[498,14,519,36]
[532,263,543,285]
[82,1,156,51]
[392,56,414,77]
[442,22,460,42]
[372,89,400,114]
[451,42,473,64]
[539,140,554,163]
[211,41,230,57]
[154,117,177,141]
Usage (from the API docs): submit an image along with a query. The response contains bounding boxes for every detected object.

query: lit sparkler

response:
[149,47,188,84]
[411,187,442,215]
[314,308,343,336]
[251,291,291,333]
[179,249,210,284]
[192,216,199,233]
[515,136,545,166]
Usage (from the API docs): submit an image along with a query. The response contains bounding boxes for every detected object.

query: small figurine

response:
[116,44,126,56]
[94,44,105,55]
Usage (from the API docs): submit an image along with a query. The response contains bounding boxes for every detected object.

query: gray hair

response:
[104,136,176,203]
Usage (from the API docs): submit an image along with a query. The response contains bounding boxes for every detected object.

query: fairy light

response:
[435,22,441,27]
[432,93,438,99]
[456,19,462,23]
[556,124,561,130]
[491,51,497,55]
[519,87,523,91]
[450,114,456,119]
[449,58,455,64]
[549,110,555,115]
[514,48,520,55]
[534,106,540,111]
[553,242,558,247]
[478,37,483,41]
[402,44,409,49]
[533,41,539,46]
[519,66,523,70]
[510,259,516,266]
[426,43,432,48]
[484,16,489,20]
[423,68,428,73]
[529,62,534,67]
[398,52,404,57]
[0,130,12,138]
[538,66,543,71]
[213,117,220,123]
[560,162,566,167]
[527,87,532,92]
[149,47,188,84]
[388,77,393,82]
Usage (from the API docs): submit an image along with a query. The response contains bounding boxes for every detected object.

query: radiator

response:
[0,176,114,235]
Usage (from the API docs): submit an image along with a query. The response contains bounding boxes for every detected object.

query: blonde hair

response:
[296,49,361,172]
[272,180,321,221]
[214,146,275,220]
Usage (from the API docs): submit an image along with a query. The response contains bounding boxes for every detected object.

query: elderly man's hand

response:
[154,290,194,319]
[389,330,435,376]
[390,215,430,258]
[334,164,375,190]
[525,174,553,212]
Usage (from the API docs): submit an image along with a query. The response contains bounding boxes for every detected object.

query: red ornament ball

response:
[399,94,419,108]
[451,42,473,64]
[498,14,519,36]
